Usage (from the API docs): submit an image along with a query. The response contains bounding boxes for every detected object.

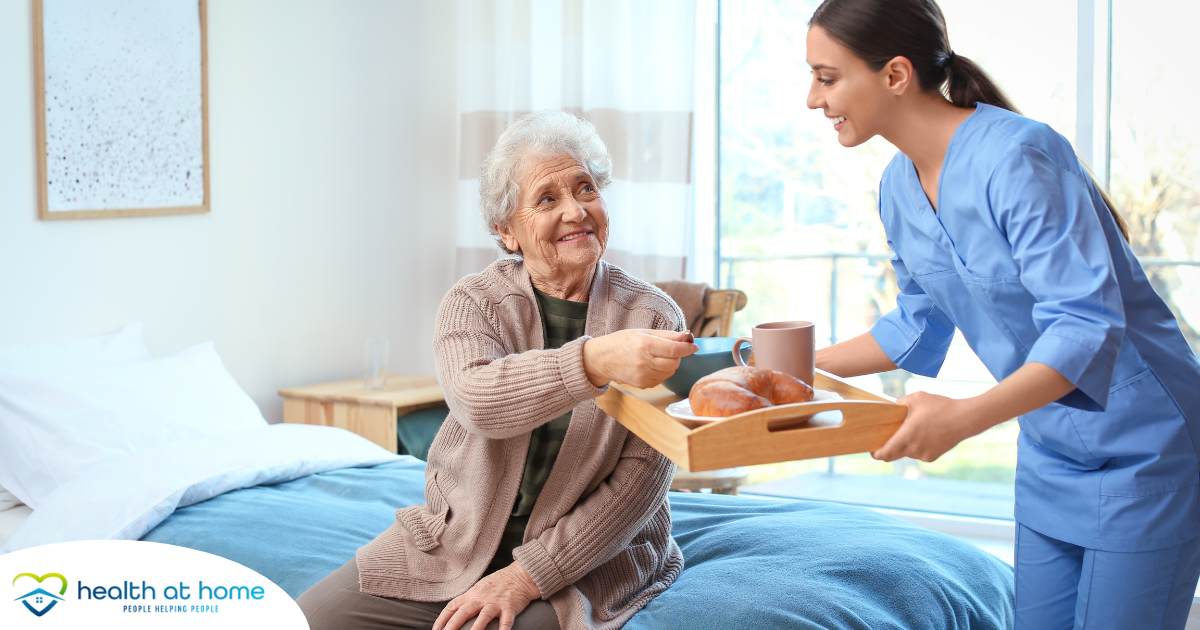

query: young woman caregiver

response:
[805,0,1200,627]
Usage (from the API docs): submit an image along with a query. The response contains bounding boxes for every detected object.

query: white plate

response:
[666,388,844,423]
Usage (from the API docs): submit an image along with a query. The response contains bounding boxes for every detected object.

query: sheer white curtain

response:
[455,0,697,282]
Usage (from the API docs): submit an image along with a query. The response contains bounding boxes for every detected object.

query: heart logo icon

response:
[12,573,68,617]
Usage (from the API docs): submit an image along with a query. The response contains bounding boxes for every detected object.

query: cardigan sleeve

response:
[434,286,606,440]
[511,299,685,597]
[512,434,674,597]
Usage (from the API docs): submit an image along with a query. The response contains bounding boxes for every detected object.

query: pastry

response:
[689,366,814,417]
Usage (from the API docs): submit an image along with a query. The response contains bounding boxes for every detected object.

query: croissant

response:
[689,366,814,417]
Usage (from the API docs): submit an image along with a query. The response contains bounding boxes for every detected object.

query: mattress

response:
[144,461,1017,629]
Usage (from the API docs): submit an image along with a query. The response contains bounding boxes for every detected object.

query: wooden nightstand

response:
[279,374,446,452]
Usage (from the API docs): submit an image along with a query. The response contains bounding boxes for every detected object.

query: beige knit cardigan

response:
[356,259,686,630]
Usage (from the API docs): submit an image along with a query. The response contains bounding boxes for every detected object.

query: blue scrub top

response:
[870,103,1200,552]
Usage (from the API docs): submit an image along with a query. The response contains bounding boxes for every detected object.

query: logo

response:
[0,541,308,628]
[12,573,68,617]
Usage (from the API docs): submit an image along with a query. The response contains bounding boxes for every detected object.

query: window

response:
[1110,0,1200,351]
[716,0,1197,518]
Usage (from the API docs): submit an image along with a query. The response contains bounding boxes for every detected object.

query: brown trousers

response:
[297,559,561,630]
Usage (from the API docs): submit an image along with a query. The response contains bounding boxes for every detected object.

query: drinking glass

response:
[364,337,389,390]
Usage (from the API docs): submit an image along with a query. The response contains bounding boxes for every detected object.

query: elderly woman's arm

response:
[511,433,674,598]
[435,286,597,440]
[435,286,693,439]
[510,302,684,598]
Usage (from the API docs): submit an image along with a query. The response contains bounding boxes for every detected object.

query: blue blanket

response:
[144,461,1014,629]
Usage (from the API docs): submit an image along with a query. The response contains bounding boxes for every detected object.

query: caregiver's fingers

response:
[871,400,912,462]
[872,439,907,462]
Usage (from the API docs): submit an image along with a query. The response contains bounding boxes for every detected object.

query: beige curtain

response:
[455,0,697,282]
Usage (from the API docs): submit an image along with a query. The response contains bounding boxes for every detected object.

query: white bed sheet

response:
[0,505,32,548]
[0,423,399,554]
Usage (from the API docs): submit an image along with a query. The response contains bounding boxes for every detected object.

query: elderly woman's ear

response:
[494,223,520,254]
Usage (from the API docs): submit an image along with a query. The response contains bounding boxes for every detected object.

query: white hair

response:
[479,110,613,253]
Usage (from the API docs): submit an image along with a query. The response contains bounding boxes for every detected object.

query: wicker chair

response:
[652,281,751,495]
[651,281,748,338]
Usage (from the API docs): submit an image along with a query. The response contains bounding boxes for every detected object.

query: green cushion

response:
[396,405,449,461]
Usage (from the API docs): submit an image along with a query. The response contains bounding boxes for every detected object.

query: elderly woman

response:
[298,111,697,630]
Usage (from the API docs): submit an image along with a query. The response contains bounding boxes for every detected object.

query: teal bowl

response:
[661,337,750,398]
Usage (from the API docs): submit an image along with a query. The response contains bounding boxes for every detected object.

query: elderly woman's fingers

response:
[639,329,695,343]
[499,609,517,630]
[636,332,698,358]
[432,563,538,630]
[583,329,698,388]
[437,601,483,630]
[467,603,502,630]
[648,356,683,374]
[432,599,461,630]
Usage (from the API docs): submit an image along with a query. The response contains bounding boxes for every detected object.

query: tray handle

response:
[686,399,907,470]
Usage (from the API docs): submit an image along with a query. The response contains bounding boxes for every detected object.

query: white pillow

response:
[0,322,150,377]
[0,341,266,509]
[0,486,22,511]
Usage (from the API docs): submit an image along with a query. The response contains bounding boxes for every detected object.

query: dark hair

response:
[810,0,1132,241]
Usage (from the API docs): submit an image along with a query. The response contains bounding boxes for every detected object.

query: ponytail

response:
[946,54,1131,242]
[943,54,1018,113]
[1081,162,1134,242]
[811,0,1132,243]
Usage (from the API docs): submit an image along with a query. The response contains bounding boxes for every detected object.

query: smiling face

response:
[496,153,609,285]
[805,25,901,148]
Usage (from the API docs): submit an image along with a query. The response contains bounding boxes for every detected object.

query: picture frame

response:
[33,0,210,220]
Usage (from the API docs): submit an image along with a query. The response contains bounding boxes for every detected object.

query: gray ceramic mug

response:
[732,321,815,385]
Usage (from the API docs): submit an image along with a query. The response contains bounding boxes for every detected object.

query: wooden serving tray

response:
[596,369,907,472]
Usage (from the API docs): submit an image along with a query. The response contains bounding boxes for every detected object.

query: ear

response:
[882,56,916,96]
[494,223,521,253]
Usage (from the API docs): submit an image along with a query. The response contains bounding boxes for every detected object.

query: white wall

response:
[0,0,460,422]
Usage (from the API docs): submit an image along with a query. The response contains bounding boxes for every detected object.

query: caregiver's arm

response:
[872,361,1074,462]
[816,332,899,378]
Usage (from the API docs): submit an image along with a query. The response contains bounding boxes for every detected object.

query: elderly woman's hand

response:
[583,329,697,388]
[433,561,541,630]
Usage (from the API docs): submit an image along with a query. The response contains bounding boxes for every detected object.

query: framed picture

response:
[33,0,209,220]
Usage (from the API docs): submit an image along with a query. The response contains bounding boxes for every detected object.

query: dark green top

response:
[486,288,588,575]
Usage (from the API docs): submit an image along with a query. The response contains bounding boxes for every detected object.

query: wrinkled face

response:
[805,25,894,148]
[497,153,609,276]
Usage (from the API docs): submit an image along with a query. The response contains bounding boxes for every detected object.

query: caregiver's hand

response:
[871,391,976,463]
[433,561,541,630]
[583,329,697,388]
[872,362,1077,463]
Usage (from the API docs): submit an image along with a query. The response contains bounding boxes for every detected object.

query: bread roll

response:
[689,366,814,417]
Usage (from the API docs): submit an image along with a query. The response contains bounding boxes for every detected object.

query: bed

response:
[0,327,1015,629]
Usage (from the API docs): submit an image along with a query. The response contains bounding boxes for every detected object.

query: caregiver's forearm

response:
[958,362,1076,435]
[816,332,898,378]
